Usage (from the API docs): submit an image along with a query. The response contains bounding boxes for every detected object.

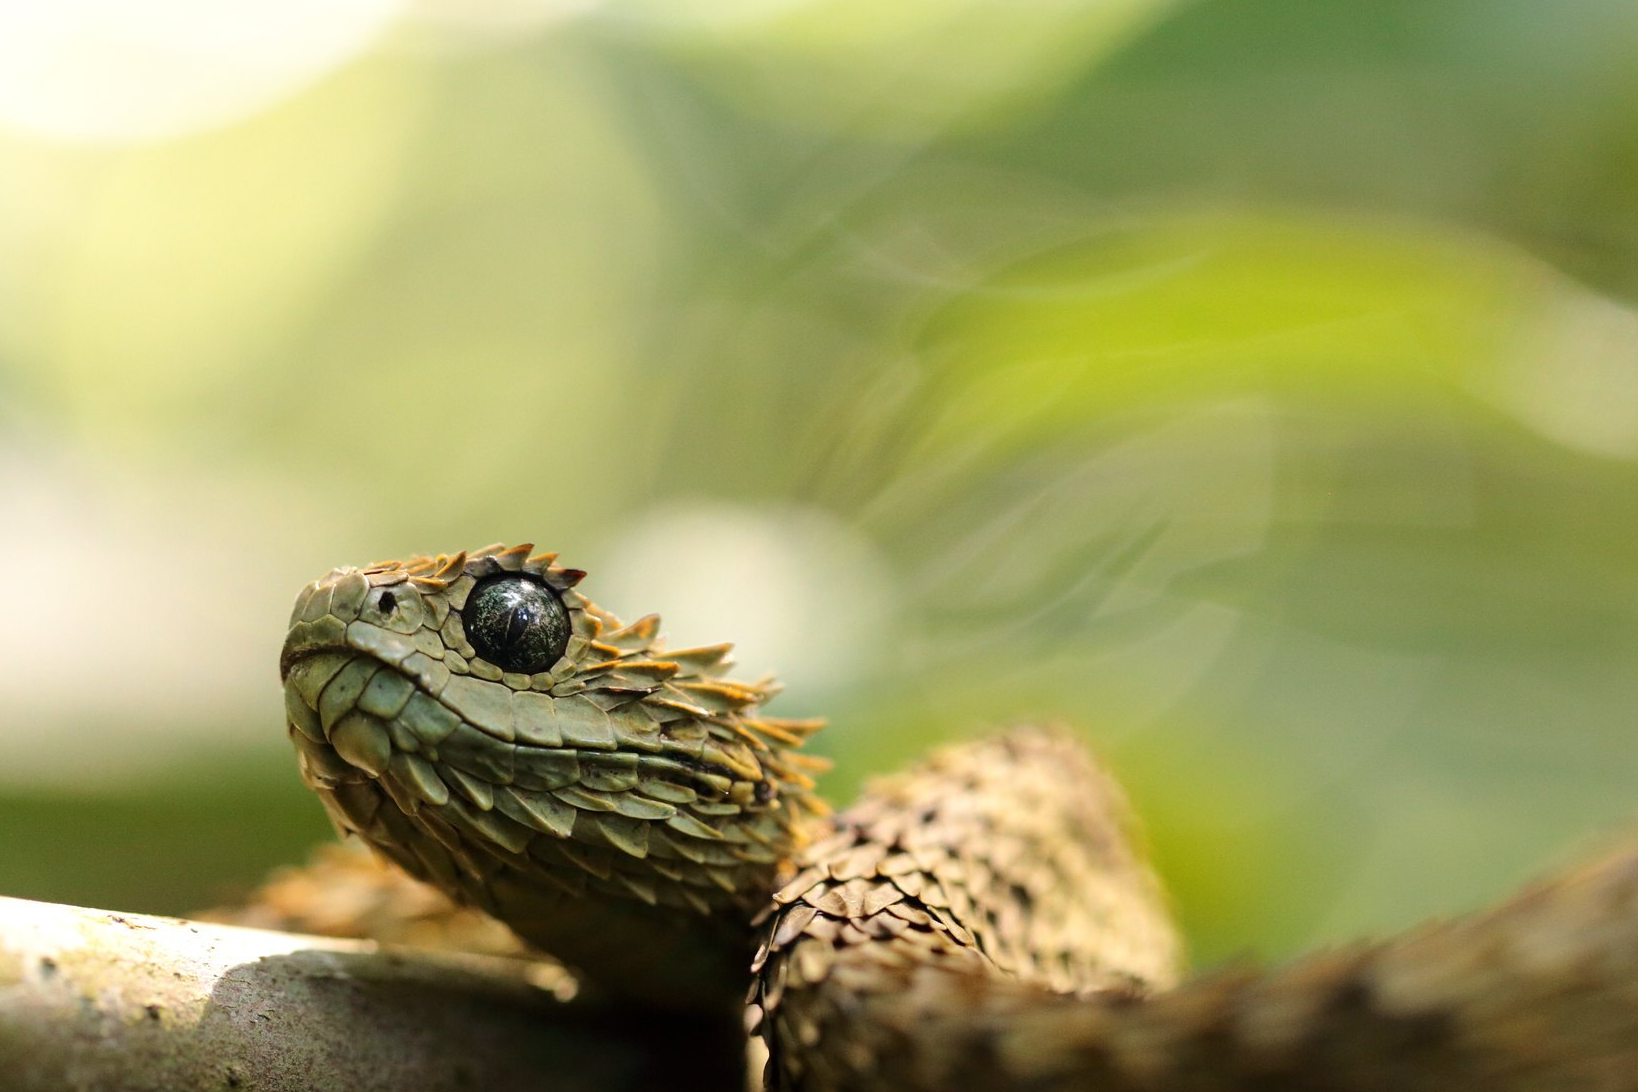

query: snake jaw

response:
[280,545,829,1001]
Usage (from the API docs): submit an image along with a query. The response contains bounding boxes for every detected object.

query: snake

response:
[277,542,1638,1091]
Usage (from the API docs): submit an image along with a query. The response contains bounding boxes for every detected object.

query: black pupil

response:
[462,576,570,674]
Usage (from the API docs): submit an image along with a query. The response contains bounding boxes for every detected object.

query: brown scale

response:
[276,544,826,1009]
[244,545,1638,1090]
[754,730,1638,1091]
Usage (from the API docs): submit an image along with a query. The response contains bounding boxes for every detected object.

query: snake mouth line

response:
[278,645,332,682]
[282,645,750,804]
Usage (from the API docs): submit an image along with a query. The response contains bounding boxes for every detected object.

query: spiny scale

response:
[275,545,1638,1092]
[281,545,829,1008]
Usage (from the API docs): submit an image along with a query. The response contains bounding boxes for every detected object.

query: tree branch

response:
[0,896,741,1092]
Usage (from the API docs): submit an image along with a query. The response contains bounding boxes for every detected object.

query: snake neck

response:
[280,543,829,1008]
[751,728,1180,1089]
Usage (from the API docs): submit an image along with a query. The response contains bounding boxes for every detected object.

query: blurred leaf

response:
[0,762,328,917]
[0,55,425,440]
[972,0,1638,300]
[622,0,1184,138]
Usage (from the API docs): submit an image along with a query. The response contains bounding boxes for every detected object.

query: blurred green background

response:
[4,0,1638,967]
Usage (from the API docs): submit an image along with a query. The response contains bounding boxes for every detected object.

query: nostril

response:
[379,592,397,614]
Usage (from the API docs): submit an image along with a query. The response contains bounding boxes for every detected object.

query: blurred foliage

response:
[3,0,1638,968]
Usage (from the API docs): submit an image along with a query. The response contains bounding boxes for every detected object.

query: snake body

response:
[280,544,1638,1091]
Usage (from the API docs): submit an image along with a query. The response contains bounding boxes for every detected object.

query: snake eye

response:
[462,575,571,674]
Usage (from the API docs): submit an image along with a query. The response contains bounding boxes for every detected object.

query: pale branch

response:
[0,896,741,1092]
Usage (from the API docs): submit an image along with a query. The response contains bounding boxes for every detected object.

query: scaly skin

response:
[280,543,826,1010]
[755,745,1638,1091]
[751,728,1180,1090]
[281,544,1638,1091]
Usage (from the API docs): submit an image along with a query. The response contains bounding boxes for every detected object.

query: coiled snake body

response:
[276,544,1638,1090]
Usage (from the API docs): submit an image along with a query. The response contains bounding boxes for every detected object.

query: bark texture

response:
[0,896,740,1092]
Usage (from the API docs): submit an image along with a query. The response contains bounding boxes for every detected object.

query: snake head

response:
[280,543,827,1000]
